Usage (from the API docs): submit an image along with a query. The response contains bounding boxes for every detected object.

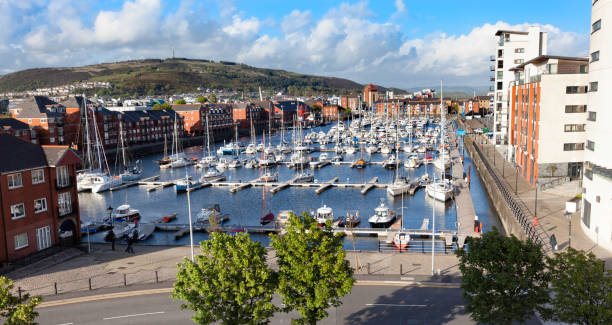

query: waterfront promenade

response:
[461,118,612,267]
[8,244,461,297]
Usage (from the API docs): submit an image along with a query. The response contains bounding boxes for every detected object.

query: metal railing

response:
[470,140,551,252]
[538,177,570,191]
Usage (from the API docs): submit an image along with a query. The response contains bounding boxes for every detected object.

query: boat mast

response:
[120,119,127,170]
[440,81,445,182]
[82,95,94,170]
[206,114,211,157]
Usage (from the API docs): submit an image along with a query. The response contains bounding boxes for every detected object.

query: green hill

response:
[0,58,372,97]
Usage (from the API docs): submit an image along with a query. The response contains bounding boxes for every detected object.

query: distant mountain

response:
[0,58,370,97]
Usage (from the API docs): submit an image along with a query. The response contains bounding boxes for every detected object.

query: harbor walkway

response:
[7,244,461,297]
[461,118,612,267]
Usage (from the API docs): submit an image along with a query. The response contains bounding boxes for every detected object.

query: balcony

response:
[489,86,495,92]
[490,55,496,61]
[490,65,495,71]
[490,76,495,82]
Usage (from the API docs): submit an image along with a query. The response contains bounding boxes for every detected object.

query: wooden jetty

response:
[152,213,177,224]
[315,177,339,194]
[270,180,293,194]
[310,161,330,169]
[230,182,252,193]
[408,183,424,196]
[110,175,160,191]
[143,180,175,192]
[360,177,379,195]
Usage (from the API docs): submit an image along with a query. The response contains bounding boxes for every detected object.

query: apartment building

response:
[363,84,378,108]
[0,134,82,264]
[10,96,67,145]
[373,98,443,117]
[173,104,203,135]
[232,102,268,135]
[582,0,612,251]
[0,118,37,144]
[509,56,589,185]
[492,27,547,151]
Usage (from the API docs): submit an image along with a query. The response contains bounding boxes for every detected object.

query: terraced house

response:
[0,134,82,264]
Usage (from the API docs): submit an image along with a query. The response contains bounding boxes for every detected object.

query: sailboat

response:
[117,119,143,182]
[426,81,454,202]
[77,95,104,192]
[245,111,257,155]
[169,117,189,168]
[197,114,218,168]
[387,127,411,196]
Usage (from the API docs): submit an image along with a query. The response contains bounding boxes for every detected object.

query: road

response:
[37,283,541,325]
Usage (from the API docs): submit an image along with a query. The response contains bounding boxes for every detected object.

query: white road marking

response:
[103,311,165,320]
[56,323,74,325]
[365,304,427,307]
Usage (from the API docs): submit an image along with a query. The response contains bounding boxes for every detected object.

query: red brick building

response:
[322,105,341,120]
[232,102,268,135]
[0,118,36,144]
[374,98,444,116]
[173,104,203,136]
[0,134,82,264]
[363,84,378,107]
[10,96,67,145]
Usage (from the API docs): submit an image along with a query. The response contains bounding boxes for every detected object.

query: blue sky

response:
[0,0,592,89]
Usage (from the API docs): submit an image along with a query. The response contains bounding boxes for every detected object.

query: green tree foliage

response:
[541,248,612,325]
[196,96,207,104]
[172,233,277,325]
[0,276,41,325]
[174,99,187,105]
[270,212,354,325]
[152,103,173,110]
[310,104,322,114]
[208,93,217,103]
[455,228,549,325]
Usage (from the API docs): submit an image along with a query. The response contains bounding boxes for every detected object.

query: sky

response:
[0,0,592,89]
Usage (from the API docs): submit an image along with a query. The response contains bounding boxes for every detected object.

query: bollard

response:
[88,278,92,290]
[54,282,58,295]
[155,271,159,283]
[124,274,127,286]
[18,287,22,300]
[367,263,370,275]
[422,241,425,253]
[400,264,403,275]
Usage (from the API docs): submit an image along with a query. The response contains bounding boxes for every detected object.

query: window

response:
[546,63,558,74]
[56,166,69,187]
[592,19,601,33]
[31,169,44,184]
[565,105,587,113]
[590,82,598,92]
[585,168,593,180]
[563,143,584,151]
[14,233,28,250]
[587,140,595,151]
[9,204,26,222]
[34,198,47,213]
[504,34,510,42]
[583,199,591,228]
[36,226,51,251]
[588,111,597,121]
[591,51,600,62]
[58,192,72,216]
[515,48,525,53]
[8,173,22,189]
[566,86,588,94]
[497,71,503,79]
[580,65,589,73]
[564,124,586,132]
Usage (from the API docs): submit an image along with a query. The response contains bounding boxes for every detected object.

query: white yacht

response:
[368,202,397,228]
[200,168,225,182]
[387,176,411,196]
[90,174,122,193]
[426,178,454,202]
[315,205,334,226]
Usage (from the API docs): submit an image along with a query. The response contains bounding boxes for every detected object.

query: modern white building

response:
[492,27,547,155]
[509,56,589,185]
[582,0,612,251]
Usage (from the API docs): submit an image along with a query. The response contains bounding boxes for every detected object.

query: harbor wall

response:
[460,126,528,241]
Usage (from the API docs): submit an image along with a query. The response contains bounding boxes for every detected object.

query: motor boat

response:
[393,232,411,249]
[90,174,122,193]
[315,205,334,226]
[245,144,257,155]
[382,156,399,169]
[426,178,454,202]
[108,204,141,223]
[216,158,229,169]
[228,158,242,169]
[196,155,218,169]
[365,145,378,154]
[200,168,225,182]
[195,204,228,226]
[175,177,201,192]
[337,213,361,227]
[368,202,397,228]
[354,158,367,168]
[387,176,411,196]
[244,159,259,169]
[404,157,421,169]
[293,171,314,183]
[380,145,392,155]
[261,171,278,182]
[260,212,275,225]
[259,154,276,167]
[345,146,357,155]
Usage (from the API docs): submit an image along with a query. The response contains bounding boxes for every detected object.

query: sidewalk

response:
[8,243,461,297]
[462,119,612,268]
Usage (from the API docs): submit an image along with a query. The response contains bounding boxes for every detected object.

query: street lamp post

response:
[108,206,114,227]
[565,212,572,248]
[515,166,519,195]
[186,174,195,262]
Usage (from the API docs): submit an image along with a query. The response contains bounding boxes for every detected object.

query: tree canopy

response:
[455,227,549,325]
[541,247,612,325]
[152,103,173,110]
[174,99,187,105]
[270,212,354,325]
[208,93,217,103]
[172,233,277,325]
[0,276,41,325]
[196,96,207,104]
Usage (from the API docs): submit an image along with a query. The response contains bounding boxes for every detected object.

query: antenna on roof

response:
[172,48,175,59]
[259,87,264,101]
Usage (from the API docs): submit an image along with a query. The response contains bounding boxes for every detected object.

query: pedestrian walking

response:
[106,229,116,251]
[125,232,136,254]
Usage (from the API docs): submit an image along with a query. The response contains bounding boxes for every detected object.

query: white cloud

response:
[0,0,590,89]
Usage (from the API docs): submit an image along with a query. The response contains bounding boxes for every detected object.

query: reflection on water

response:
[79,122,500,248]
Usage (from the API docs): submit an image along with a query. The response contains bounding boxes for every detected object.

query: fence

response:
[470,140,551,252]
[14,266,178,298]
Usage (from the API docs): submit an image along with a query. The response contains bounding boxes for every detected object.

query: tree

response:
[311,104,322,114]
[174,99,187,105]
[455,227,550,325]
[172,233,277,325]
[0,276,41,324]
[270,212,354,325]
[541,248,612,325]
[153,103,173,110]
[208,93,217,103]
[196,96,207,104]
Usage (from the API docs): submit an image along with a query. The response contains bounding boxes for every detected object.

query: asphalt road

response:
[37,284,540,325]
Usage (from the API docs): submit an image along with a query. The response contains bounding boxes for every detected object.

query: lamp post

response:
[186,174,195,262]
[515,166,519,195]
[108,206,113,227]
[565,211,572,248]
